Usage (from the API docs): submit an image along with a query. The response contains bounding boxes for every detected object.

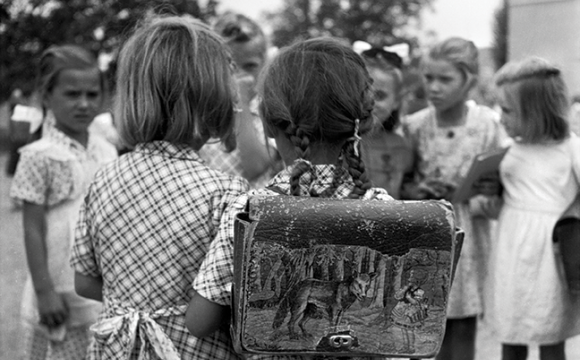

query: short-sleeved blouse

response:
[71,141,249,360]
[10,124,118,292]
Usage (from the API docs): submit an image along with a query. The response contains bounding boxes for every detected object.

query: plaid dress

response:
[71,141,249,360]
[193,164,393,359]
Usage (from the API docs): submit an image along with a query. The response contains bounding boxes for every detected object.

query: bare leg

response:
[436,317,476,360]
[539,342,565,360]
[502,343,528,360]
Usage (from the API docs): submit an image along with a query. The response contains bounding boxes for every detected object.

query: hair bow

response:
[353,40,410,66]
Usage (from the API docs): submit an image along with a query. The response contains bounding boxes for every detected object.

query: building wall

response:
[508,0,580,96]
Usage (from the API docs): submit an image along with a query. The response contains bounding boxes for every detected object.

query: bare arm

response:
[185,290,230,338]
[74,272,103,301]
[234,75,276,181]
[22,201,69,328]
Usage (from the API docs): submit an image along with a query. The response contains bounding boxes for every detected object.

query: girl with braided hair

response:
[186,37,393,358]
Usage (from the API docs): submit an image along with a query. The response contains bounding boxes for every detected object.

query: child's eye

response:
[374,90,388,101]
[87,91,101,99]
[65,91,81,97]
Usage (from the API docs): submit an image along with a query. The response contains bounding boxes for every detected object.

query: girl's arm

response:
[185,290,230,338]
[74,272,103,301]
[22,201,69,328]
[235,75,276,182]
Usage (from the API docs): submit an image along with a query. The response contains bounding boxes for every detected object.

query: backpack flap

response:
[232,196,461,358]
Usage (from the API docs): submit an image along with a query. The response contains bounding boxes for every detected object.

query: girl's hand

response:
[36,289,69,329]
[418,179,455,200]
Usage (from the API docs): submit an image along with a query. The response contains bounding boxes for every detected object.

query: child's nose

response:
[78,94,90,108]
[428,81,441,93]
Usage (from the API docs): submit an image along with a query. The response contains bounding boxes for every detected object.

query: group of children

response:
[7,9,580,360]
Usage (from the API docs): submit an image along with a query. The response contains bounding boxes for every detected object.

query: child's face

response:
[422,57,468,111]
[497,86,522,139]
[45,68,102,138]
[229,37,266,81]
[369,68,400,124]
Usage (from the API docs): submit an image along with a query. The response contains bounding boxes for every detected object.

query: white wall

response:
[508,0,580,96]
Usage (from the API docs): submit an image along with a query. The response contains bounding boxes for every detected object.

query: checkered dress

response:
[71,141,249,360]
[193,164,393,360]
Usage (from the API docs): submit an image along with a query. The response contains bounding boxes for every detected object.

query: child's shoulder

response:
[401,107,433,136]
[88,133,119,162]
[403,107,432,125]
[19,137,74,162]
[467,101,500,123]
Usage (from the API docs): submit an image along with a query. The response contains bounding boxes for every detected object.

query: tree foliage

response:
[265,0,433,48]
[0,0,218,102]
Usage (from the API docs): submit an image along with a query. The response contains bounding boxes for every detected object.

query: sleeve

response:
[485,107,509,150]
[10,150,49,205]
[70,182,101,277]
[193,193,249,306]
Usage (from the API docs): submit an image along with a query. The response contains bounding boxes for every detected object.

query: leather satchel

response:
[231,196,464,358]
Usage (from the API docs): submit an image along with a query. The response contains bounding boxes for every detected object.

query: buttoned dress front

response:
[70,141,249,359]
[402,101,506,318]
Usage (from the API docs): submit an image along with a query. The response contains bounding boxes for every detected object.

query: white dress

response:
[487,136,580,344]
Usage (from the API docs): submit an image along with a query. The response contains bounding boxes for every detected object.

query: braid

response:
[342,142,372,199]
[287,124,313,196]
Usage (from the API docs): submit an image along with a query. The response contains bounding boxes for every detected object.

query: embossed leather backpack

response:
[231,196,463,358]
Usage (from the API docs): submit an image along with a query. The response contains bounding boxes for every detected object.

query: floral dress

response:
[402,101,505,318]
[10,120,117,360]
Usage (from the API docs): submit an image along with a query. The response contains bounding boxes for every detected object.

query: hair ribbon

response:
[353,118,361,157]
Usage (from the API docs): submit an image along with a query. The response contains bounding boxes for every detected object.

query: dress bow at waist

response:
[90,304,186,359]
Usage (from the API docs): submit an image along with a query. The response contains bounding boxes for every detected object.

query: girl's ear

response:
[464,72,478,93]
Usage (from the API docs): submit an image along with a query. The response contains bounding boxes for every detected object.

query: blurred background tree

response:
[0,0,218,102]
[265,0,433,48]
[0,0,436,103]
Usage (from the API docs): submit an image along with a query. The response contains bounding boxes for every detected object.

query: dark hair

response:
[37,44,103,105]
[258,37,374,199]
[213,12,266,48]
[115,15,238,149]
[361,47,404,131]
[495,56,569,143]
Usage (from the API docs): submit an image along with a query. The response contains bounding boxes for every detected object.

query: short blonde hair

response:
[37,45,103,103]
[426,37,479,90]
[495,56,569,143]
[115,15,237,149]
